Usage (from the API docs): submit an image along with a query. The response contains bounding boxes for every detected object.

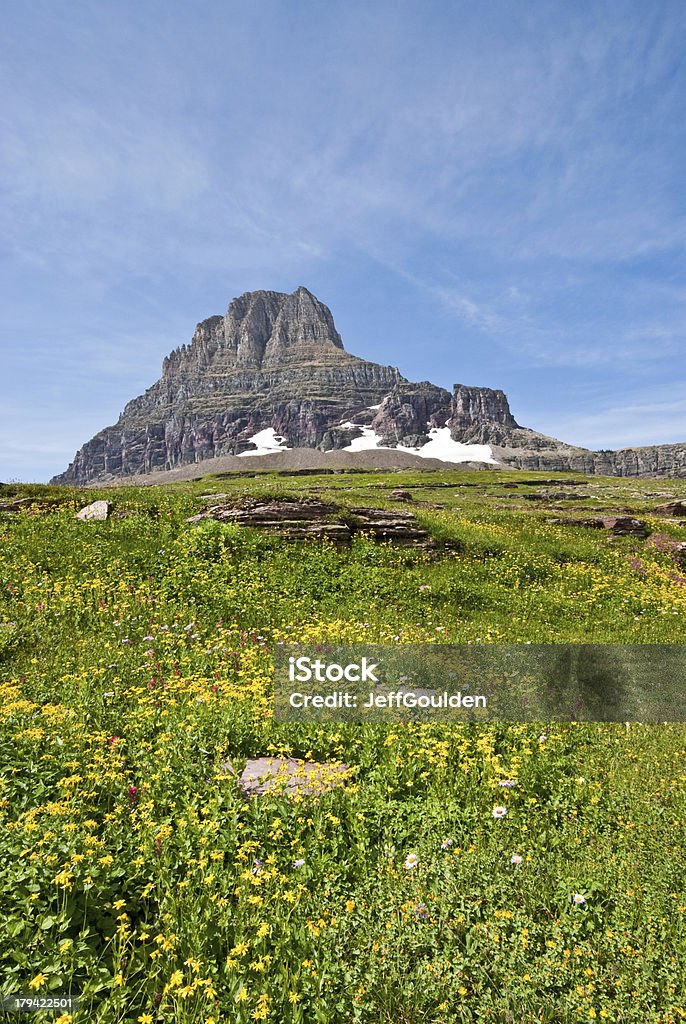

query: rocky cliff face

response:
[162,287,345,374]
[52,286,686,483]
[54,287,422,483]
[491,441,686,477]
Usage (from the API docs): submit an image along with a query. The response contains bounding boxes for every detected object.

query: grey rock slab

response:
[188,499,436,547]
[234,757,350,798]
[76,500,111,521]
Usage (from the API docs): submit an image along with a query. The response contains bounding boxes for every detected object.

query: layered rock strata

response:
[52,286,686,482]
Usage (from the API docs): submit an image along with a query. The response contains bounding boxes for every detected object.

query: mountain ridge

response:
[52,287,686,482]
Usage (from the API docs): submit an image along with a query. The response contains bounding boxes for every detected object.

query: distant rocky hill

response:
[52,287,686,483]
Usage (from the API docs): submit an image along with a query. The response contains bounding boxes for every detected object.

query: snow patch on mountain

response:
[341,426,383,452]
[400,427,498,464]
[238,428,292,457]
[339,425,496,463]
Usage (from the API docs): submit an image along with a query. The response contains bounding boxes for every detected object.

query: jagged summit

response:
[52,287,686,483]
[163,287,347,377]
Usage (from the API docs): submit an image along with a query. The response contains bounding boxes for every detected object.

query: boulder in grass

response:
[654,500,686,517]
[233,757,350,798]
[600,516,648,537]
[76,500,112,521]
[551,515,648,537]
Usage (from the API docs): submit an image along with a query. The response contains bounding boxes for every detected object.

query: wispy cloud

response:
[541,387,686,449]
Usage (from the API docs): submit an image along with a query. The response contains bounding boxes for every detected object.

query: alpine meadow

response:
[1,470,685,1022]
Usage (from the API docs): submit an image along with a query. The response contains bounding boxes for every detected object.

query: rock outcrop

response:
[52,286,686,483]
[488,439,686,478]
[551,515,649,537]
[187,498,437,548]
[654,500,686,516]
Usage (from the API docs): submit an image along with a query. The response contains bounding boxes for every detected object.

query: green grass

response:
[0,470,685,1022]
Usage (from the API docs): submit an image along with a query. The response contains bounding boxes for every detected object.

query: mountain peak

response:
[162,286,347,376]
[50,286,686,484]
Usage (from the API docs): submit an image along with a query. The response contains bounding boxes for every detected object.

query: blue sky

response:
[2,0,685,481]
